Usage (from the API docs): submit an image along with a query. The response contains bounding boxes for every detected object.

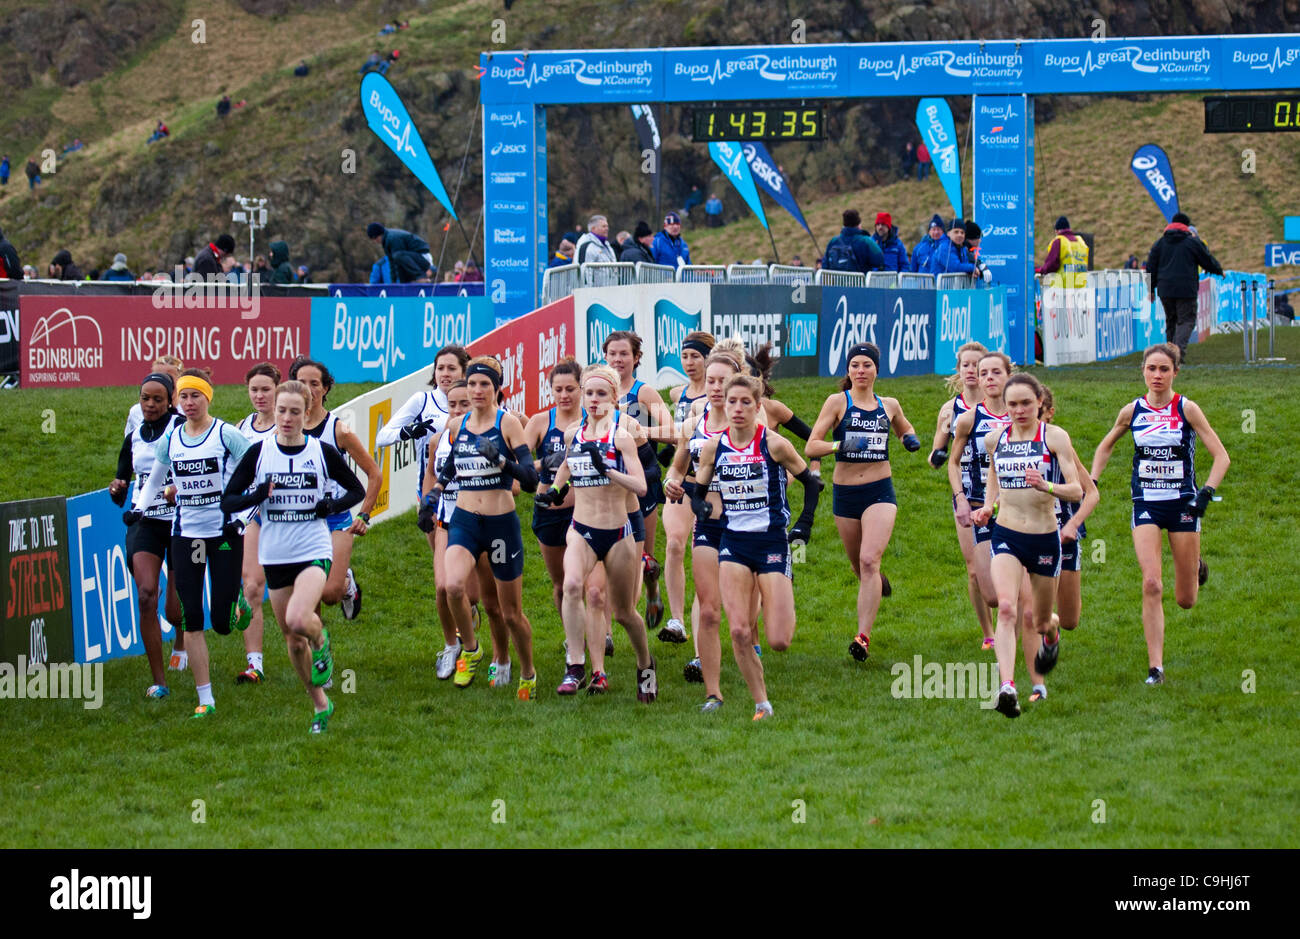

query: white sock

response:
[1033,683,1047,697]
[247,652,263,671]
[197,683,215,707]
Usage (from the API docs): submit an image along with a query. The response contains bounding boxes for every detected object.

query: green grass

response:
[1,331,1298,847]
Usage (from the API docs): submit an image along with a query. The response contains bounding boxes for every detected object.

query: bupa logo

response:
[978,101,1019,121]
[1234,47,1300,73]
[422,300,475,349]
[490,141,527,156]
[490,110,527,128]
[922,104,959,174]
[938,293,972,345]
[367,89,418,159]
[653,299,700,383]
[492,228,527,245]
[507,56,653,90]
[826,293,877,374]
[331,301,405,382]
[1043,45,1210,79]
[677,52,835,86]
[586,303,633,362]
[887,298,930,374]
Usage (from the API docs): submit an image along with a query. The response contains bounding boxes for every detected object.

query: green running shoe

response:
[309,698,334,734]
[231,593,253,633]
[311,627,334,687]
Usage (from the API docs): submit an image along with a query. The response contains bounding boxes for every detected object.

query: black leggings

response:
[171,534,244,634]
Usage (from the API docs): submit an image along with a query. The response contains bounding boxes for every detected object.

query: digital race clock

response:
[1204,95,1300,133]
[690,105,826,141]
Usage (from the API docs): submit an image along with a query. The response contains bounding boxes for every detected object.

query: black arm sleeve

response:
[323,443,366,513]
[220,443,265,514]
[781,414,813,441]
[500,444,538,492]
[115,435,133,481]
[793,466,821,527]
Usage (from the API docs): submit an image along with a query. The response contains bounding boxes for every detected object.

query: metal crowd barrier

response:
[676,265,727,283]
[935,273,977,290]
[769,264,814,285]
[813,269,866,287]
[865,271,898,289]
[725,264,769,285]
[581,262,637,288]
[899,272,936,289]
[634,262,676,284]
[541,263,580,305]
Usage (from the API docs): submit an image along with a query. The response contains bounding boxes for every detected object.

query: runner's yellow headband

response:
[176,375,213,401]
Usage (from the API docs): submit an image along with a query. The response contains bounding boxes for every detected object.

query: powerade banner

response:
[1,497,74,666]
[1130,144,1180,222]
[630,104,662,210]
[934,288,1009,374]
[742,142,812,236]
[916,98,962,217]
[818,288,934,379]
[311,295,494,384]
[709,141,768,229]
[483,104,545,318]
[360,72,457,218]
[707,285,817,379]
[0,280,17,377]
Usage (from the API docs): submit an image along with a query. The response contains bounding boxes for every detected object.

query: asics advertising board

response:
[819,288,934,379]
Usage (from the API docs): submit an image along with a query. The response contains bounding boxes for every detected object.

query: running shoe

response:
[340,568,361,620]
[235,666,264,684]
[1029,684,1048,702]
[658,617,687,644]
[231,593,253,633]
[849,633,870,662]
[168,651,188,671]
[453,644,484,688]
[323,677,333,690]
[994,682,1020,718]
[310,627,334,687]
[488,661,512,688]
[1198,557,1208,586]
[1145,666,1165,686]
[587,671,608,695]
[981,637,996,651]
[754,643,762,657]
[557,663,585,695]
[700,695,723,713]
[880,572,892,597]
[643,555,664,631]
[516,674,536,701]
[636,656,658,703]
[683,657,703,683]
[605,634,615,657]
[1034,635,1060,675]
[753,701,774,721]
[309,698,334,734]
[435,643,462,681]
[145,684,170,699]
[190,704,216,719]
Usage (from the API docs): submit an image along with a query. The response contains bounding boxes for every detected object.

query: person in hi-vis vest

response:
[1036,216,1089,288]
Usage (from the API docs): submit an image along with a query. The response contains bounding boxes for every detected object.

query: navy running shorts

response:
[832,477,897,520]
[719,529,791,578]
[637,476,664,518]
[1131,498,1201,533]
[628,508,646,544]
[989,522,1061,578]
[1059,534,1083,573]
[531,504,573,548]
[692,516,723,551]
[448,507,525,581]
[570,518,633,563]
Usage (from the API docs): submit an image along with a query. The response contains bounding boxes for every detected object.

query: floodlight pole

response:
[233,194,268,270]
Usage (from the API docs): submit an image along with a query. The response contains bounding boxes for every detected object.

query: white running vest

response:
[253,436,333,565]
[167,419,236,538]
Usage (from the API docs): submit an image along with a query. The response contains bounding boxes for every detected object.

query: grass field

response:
[1,331,1298,848]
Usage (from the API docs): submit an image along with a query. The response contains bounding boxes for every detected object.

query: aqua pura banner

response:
[916,97,963,217]
[1130,144,1180,222]
[709,141,768,229]
[360,72,457,218]
[742,142,811,236]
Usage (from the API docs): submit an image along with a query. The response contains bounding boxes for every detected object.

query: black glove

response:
[902,433,921,452]
[122,509,143,526]
[534,483,568,509]
[223,519,246,540]
[109,485,128,507]
[1191,485,1215,517]
[690,491,713,521]
[399,417,436,441]
[475,436,503,465]
[542,450,567,473]
[928,448,948,468]
[314,497,338,519]
[417,494,437,533]
[657,444,676,467]
[580,441,608,476]
[788,518,813,545]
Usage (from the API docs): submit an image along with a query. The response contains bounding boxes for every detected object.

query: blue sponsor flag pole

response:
[708,141,780,263]
[1130,144,1180,223]
[916,98,963,218]
[742,142,820,260]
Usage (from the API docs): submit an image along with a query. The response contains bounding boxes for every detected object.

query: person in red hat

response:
[871,212,910,272]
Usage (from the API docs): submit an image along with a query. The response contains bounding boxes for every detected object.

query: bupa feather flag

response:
[709,141,768,229]
[360,72,457,219]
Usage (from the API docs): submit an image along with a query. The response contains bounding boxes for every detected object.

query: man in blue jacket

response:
[652,212,691,267]
[823,209,885,273]
[910,214,946,273]
[871,212,909,272]
[927,218,976,276]
[367,222,433,282]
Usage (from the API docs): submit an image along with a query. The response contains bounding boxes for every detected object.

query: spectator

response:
[386,50,401,70]
[226,258,248,285]
[1123,254,1142,271]
[146,120,168,144]
[63,138,84,153]
[791,254,803,267]
[614,230,633,254]
[964,220,993,283]
[900,141,916,179]
[25,158,40,189]
[871,211,909,272]
[252,254,272,280]
[458,260,483,283]
[22,264,39,279]
[681,184,704,217]
[296,264,310,284]
[1035,216,1089,288]
[216,95,232,118]
[293,60,310,77]
[1145,211,1224,361]
[0,227,21,279]
[358,51,386,76]
[704,193,723,228]
[366,222,433,282]
[549,239,576,267]
[452,260,466,280]
[652,212,691,267]
[823,209,885,274]
[910,214,946,273]
[1274,292,1295,322]
[184,255,195,275]
[916,143,932,181]
[194,234,237,277]
[0,155,9,187]
[621,221,657,265]
[268,241,293,284]
[927,219,976,276]
[575,214,616,265]
[102,252,135,281]
[369,255,391,284]
[48,249,83,281]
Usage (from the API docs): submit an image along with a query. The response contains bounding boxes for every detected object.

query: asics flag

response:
[1130,144,1180,222]
[630,104,662,209]
[742,142,811,236]
[360,72,457,219]
[916,97,963,218]
[709,141,768,229]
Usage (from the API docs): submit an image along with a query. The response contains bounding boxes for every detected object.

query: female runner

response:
[222,379,364,733]
[110,371,183,698]
[126,369,252,719]
[658,330,715,644]
[1089,343,1229,685]
[693,374,821,721]
[289,357,381,621]
[539,364,656,698]
[232,362,281,684]
[970,373,1084,718]
[806,343,920,663]
[948,351,1013,647]
[929,342,991,645]
[429,356,540,697]
[1040,385,1100,639]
